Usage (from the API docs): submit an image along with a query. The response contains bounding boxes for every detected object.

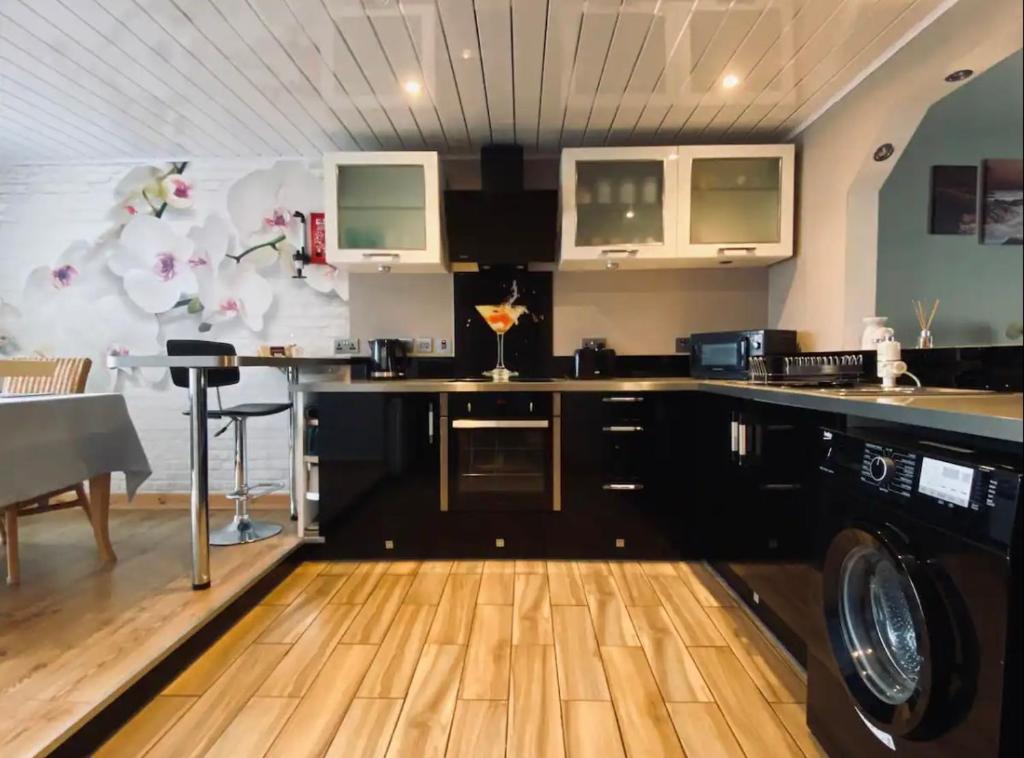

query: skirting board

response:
[110,492,290,509]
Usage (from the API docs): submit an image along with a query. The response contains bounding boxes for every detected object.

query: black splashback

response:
[453,267,552,378]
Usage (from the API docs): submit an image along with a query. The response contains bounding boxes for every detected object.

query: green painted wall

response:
[876,49,1023,346]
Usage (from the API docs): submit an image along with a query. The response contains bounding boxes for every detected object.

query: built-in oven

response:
[440,392,560,512]
[690,329,798,379]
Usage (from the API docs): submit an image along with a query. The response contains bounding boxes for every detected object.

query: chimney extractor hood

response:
[445,145,558,268]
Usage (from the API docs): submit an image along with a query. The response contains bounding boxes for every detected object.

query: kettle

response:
[573,346,617,379]
[368,338,408,379]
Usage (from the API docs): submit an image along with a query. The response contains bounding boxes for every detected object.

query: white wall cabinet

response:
[324,151,445,273]
[677,144,795,266]
[559,146,679,270]
[558,144,794,269]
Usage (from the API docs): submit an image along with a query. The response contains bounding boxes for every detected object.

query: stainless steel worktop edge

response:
[295,377,1023,443]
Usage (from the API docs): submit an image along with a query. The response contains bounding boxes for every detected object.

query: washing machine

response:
[808,427,1021,757]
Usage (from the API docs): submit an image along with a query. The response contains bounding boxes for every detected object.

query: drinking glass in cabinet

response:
[575,160,664,247]
[336,164,426,250]
[690,157,781,244]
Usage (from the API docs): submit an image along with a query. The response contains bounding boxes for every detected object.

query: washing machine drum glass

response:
[839,545,924,705]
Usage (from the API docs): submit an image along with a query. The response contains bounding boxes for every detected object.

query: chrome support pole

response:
[286,365,299,521]
[188,367,211,589]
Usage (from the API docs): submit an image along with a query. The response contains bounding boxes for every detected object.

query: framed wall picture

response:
[981,158,1023,245]
[928,165,978,235]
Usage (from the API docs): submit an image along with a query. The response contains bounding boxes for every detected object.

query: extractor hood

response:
[444,145,558,269]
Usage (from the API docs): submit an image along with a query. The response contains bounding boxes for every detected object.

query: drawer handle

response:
[361,252,402,260]
[599,248,639,257]
[602,396,644,403]
[717,246,757,255]
[602,425,644,433]
[603,483,644,491]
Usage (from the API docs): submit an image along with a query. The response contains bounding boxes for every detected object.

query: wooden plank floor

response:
[0,507,300,757]
[104,560,826,758]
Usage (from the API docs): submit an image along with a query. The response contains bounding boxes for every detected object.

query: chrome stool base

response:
[211,417,283,547]
[210,514,283,546]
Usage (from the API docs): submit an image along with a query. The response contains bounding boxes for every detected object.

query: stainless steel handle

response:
[729,420,739,454]
[552,415,562,512]
[451,419,550,429]
[737,423,748,460]
[599,248,639,257]
[717,246,757,255]
[760,483,803,491]
[361,252,402,260]
[602,483,645,491]
[602,396,644,403]
[427,402,434,445]
[440,417,449,511]
[602,425,644,433]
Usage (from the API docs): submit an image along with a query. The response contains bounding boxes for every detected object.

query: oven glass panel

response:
[701,342,742,367]
[454,427,547,497]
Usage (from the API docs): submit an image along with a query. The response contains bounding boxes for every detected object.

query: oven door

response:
[448,419,553,511]
[693,336,749,378]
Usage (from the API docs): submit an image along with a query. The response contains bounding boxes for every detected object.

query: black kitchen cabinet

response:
[560,392,681,558]
[690,394,836,560]
[317,393,441,557]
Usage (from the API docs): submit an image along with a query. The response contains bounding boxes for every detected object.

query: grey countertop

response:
[296,376,1024,444]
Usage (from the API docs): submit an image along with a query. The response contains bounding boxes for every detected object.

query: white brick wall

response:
[0,160,350,493]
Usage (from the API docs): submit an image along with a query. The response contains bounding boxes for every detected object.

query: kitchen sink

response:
[815,385,995,397]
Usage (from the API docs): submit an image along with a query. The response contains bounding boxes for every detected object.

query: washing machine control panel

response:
[860,443,916,497]
[824,429,1021,549]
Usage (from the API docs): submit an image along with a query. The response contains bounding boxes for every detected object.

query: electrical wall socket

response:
[437,338,452,354]
[334,337,359,354]
[675,336,691,353]
[582,337,607,349]
[414,337,434,354]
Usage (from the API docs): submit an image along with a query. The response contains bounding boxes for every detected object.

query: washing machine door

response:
[822,526,952,739]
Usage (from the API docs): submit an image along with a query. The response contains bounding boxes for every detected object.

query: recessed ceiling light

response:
[625,209,635,219]
[460,48,474,61]
[722,74,741,89]
[945,69,974,82]
[873,143,895,162]
[403,79,422,96]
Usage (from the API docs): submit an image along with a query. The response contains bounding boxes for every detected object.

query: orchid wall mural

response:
[0,160,348,390]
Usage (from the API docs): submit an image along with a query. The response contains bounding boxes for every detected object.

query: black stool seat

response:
[184,402,292,419]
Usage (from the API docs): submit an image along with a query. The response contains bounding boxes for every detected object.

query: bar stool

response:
[167,340,288,545]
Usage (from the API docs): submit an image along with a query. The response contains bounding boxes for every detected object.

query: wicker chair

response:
[1,357,115,585]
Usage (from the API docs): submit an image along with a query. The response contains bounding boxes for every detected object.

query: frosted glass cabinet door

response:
[560,146,678,268]
[678,145,794,264]
[336,164,426,250]
[324,151,444,272]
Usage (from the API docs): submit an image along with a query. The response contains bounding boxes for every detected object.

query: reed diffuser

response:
[912,299,939,348]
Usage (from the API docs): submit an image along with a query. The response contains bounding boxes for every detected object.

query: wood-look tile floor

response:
[102,560,826,758]
[0,508,299,757]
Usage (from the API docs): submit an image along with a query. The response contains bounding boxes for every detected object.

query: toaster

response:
[573,346,617,379]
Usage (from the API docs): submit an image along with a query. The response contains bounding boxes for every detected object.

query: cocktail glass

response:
[475,303,528,381]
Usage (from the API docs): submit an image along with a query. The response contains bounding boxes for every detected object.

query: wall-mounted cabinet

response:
[559,144,794,270]
[324,152,446,273]
[559,146,679,270]
[678,144,794,266]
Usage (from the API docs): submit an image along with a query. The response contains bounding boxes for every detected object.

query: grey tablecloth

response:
[0,393,151,507]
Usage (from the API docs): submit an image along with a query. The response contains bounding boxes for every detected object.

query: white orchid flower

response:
[23,240,119,305]
[202,259,273,332]
[162,174,195,209]
[109,215,197,314]
[187,214,233,310]
[303,262,349,301]
[226,161,320,269]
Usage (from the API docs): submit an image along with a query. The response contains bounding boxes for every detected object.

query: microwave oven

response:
[690,329,798,379]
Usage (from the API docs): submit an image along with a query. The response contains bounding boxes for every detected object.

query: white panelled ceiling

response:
[0,0,952,163]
